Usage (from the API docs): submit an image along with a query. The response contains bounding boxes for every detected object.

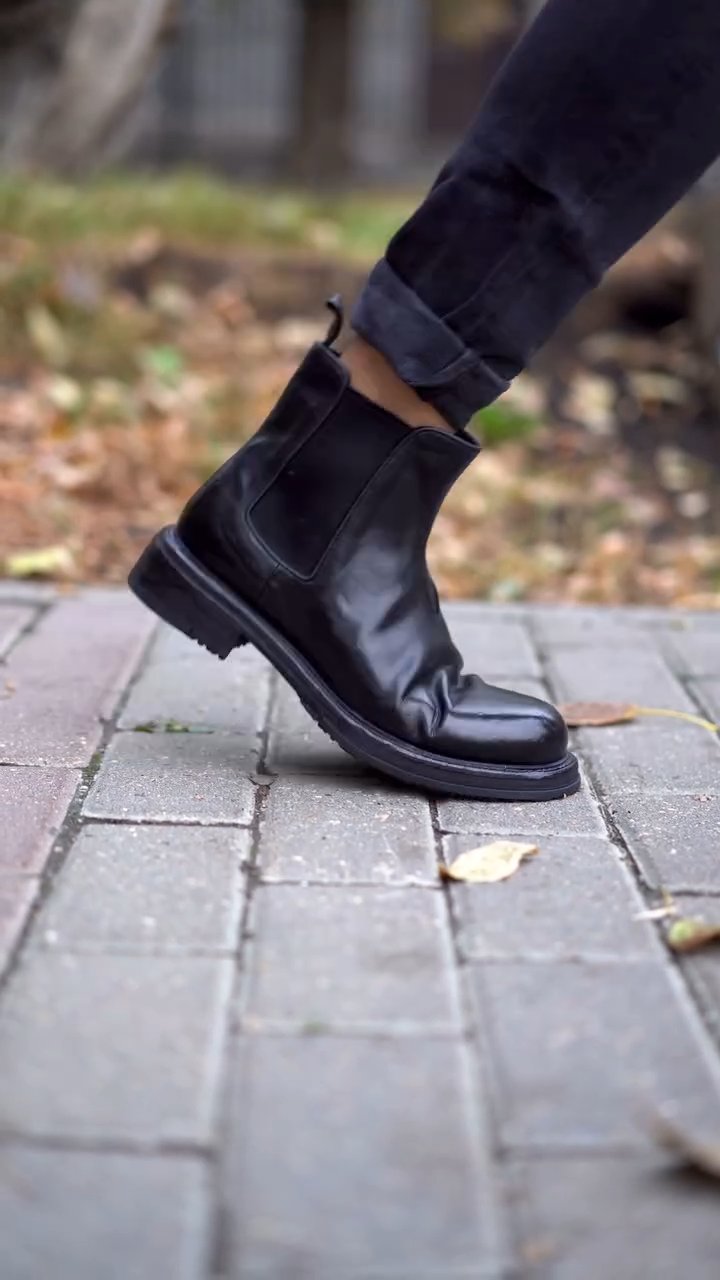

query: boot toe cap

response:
[431,682,569,767]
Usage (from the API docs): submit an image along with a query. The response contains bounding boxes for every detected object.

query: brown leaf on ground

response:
[666,917,720,954]
[559,702,718,733]
[558,701,638,727]
[652,1114,720,1181]
[440,840,539,884]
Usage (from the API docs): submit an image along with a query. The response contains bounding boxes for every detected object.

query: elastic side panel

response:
[249,387,409,578]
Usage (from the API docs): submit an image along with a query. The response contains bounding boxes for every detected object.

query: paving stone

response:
[0,582,58,603]
[83,732,257,824]
[446,835,658,961]
[0,766,78,875]
[0,878,39,972]
[438,767,605,838]
[509,1155,720,1280]
[266,680,365,777]
[691,678,720,723]
[0,593,154,766]
[530,607,651,648]
[476,961,720,1149]
[258,775,436,884]
[670,896,720,1042]
[608,793,720,892]
[119,643,270,735]
[544,647,720,792]
[149,622,267,670]
[243,884,460,1031]
[0,605,34,657]
[443,610,541,677]
[0,1147,210,1280]
[0,950,233,1141]
[662,625,720,677]
[224,1037,501,1278]
[34,824,249,954]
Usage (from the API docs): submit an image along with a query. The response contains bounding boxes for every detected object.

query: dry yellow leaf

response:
[559,701,637,727]
[440,840,539,884]
[559,701,718,733]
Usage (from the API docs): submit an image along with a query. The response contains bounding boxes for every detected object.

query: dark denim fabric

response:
[352,0,720,429]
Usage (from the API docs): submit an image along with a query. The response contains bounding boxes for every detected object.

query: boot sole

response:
[128,527,581,801]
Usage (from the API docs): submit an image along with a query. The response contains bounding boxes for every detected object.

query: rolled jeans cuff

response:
[351,259,509,430]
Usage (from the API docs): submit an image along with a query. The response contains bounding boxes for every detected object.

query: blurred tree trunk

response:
[0,0,175,173]
[291,0,355,185]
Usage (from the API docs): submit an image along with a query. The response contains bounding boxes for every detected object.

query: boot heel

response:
[129,530,247,660]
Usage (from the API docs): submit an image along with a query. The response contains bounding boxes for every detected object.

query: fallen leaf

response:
[559,701,637,727]
[440,840,539,884]
[559,701,718,734]
[652,1114,720,1180]
[26,303,69,366]
[666,917,720,954]
[5,544,75,579]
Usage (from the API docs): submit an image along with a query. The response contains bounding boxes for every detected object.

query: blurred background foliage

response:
[1,0,719,605]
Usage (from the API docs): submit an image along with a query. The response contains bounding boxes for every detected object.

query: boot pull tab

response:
[323,295,344,348]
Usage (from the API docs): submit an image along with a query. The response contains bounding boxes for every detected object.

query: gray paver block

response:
[0,766,78,874]
[0,582,57,603]
[509,1155,720,1280]
[662,626,720,677]
[608,793,720,892]
[0,593,154,766]
[225,1037,501,1277]
[530,607,653,648]
[439,768,605,837]
[34,824,249,953]
[119,642,270,735]
[0,878,38,972]
[83,732,257,824]
[0,951,233,1141]
[266,680,365,777]
[544,647,720,793]
[3,1146,210,1280]
[258,776,436,884]
[243,884,460,1031]
[149,623,266,669]
[691,678,720,723]
[0,605,34,657]
[443,611,541,677]
[0,1147,210,1280]
[446,835,658,961]
[475,961,720,1148]
[671,897,720,1041]
[546,645,696,705]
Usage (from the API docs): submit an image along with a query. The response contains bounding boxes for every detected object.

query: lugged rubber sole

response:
[128,527,581,801]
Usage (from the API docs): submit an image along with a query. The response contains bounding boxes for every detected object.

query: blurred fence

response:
[136,0,518,183]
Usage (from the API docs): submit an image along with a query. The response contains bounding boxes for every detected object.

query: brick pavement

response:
[1,584,720,1278]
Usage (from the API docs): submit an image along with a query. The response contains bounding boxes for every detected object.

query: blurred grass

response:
[472,402,539,446]
[0,170,415,261]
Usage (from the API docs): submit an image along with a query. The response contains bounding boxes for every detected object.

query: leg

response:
[130,0,720,801]
[352,0,720,429]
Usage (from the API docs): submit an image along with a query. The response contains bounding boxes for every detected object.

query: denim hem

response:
[350,259,510,430]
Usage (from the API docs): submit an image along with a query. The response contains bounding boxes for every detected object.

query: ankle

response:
[341,334,453,432]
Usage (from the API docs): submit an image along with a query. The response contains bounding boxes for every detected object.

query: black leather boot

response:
[129,301,579,800]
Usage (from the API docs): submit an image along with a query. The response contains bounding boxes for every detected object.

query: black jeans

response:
[352,0,720,430]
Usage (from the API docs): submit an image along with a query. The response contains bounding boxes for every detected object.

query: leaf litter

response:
[440,840,539,885]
